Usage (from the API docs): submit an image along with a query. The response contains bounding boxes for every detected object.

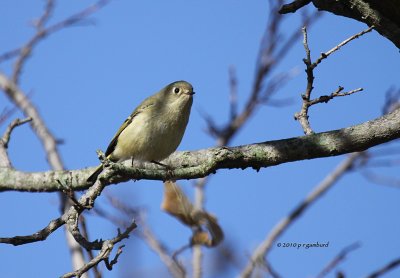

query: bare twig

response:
[308,87,363,106]
[294,26,315,134]
[1,117,32,149]
[0,216,65,245]
[294,26,372,134]
[61,220,136,278]
[364,257,400,278]
[239,153,361,278]
[314,26,374,67]
[0,117,32,168]
[0,49,21,64]
[316,242,361,278]
[228,66,238,121]
[12,0,55,84]
[79,215,102,278]
[0,106,17,126]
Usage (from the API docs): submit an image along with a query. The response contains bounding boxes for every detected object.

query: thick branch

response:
[0,107,399,192]
[281,0,400,49]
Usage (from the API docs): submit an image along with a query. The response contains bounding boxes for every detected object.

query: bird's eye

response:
[174,87,180,94]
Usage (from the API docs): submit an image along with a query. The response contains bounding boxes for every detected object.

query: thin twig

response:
[294,26,314,134]
[79,214,102,278]
[61,220,136,278]
[0,106,17,126]
[0,117,32,168]
[239,153,361,278]
[364,257,400,278]
[0,49,21,64]
[228,66,238,121]
[316,242,361,278]
[0,217,65,245]
[314,26,374,67]
[1,117,32,148]
[308,87,363,106]
[12,0,55,84]
[7,0,111,84]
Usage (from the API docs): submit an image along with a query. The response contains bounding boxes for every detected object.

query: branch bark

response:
[280,0,400,49]
[1,107,399,192]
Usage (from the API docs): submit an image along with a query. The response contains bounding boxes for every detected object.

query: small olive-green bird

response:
[87,81,195,183]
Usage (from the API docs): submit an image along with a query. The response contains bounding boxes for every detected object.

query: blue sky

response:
[1,0,400,277]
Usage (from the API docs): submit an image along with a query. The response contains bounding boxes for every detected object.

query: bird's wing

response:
[105,100,155,157]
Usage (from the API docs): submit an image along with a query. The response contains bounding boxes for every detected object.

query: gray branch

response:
[1,107,399,192]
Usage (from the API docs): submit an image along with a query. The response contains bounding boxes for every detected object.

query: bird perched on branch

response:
[87,80,195,183]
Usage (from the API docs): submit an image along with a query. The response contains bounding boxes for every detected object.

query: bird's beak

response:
[185,91,195,96]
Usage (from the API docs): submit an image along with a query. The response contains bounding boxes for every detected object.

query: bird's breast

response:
[113,105,190,162]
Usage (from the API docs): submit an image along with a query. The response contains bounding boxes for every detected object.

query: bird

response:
[87,80,195,183]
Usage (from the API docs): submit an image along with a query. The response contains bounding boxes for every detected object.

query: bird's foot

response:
[151,160,174,180]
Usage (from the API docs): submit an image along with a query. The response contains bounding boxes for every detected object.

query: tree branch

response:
[0,107,398,192]
[279,0,312,14]
[313,0,400,49]
[280,0,400,49]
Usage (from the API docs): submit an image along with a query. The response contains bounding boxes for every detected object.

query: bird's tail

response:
[87,164,104,183]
